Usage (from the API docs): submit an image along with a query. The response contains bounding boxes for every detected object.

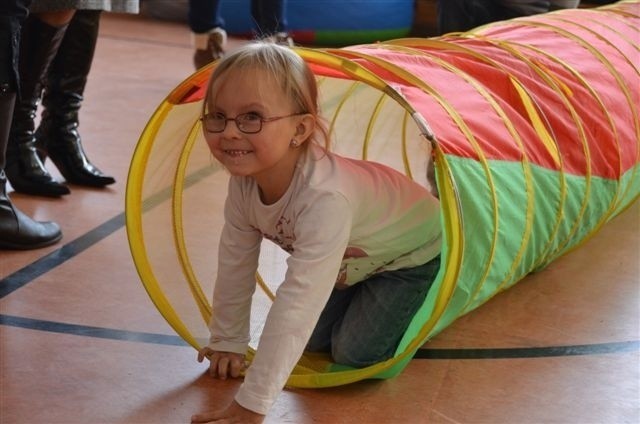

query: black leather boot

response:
[5,16,70,197]
[0,170,62,249]
[36,10,115,188]
[1,88,62,250]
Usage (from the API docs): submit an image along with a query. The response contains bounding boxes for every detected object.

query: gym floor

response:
[1,10,638,424]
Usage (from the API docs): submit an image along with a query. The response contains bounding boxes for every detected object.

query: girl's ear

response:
[296,114,316,144]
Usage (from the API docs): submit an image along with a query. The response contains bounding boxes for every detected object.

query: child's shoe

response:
[264,32,294,47]
[192,27,227,69]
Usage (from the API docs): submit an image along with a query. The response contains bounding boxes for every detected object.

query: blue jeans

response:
[188,0,287,36]
[307,255,441,368]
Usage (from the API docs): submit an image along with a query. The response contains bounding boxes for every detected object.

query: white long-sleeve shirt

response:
[207,144,441,414]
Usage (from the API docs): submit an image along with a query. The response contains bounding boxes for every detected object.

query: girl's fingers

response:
[198,350,245,380]
[191,411,220,423]
[190,413,206,423]
[229,357,243,378]
[208,352,220,377]
[217,356,230,379]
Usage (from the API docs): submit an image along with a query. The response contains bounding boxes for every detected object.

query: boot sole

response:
[0,232,63,250]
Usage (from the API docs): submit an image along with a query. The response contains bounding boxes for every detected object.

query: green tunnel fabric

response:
[126,1,639,388]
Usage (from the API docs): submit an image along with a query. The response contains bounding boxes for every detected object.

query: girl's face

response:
[203,67,311,202]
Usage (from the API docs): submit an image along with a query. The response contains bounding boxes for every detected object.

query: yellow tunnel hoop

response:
[126,102,203,349]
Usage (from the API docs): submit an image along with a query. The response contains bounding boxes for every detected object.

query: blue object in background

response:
[221,0,415,45]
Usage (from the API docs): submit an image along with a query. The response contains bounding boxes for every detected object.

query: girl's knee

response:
[331,338,392,368]
[305,335,330,353]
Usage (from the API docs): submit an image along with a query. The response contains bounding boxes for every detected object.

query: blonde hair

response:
[203,42,329,148]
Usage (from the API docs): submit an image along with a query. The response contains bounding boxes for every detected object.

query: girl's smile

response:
[223,148,253,157]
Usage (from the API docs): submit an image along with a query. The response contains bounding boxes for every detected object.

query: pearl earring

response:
[290,139,299,147]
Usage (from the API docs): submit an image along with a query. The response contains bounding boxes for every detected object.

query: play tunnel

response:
[126,1,640,388]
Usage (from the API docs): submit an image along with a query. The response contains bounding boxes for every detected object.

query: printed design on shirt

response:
[335,246,369,289]
[262,216,296,253]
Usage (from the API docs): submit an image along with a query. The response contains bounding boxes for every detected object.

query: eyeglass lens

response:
[203,114,262,134]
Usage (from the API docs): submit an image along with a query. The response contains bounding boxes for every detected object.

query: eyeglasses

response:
[200,112,303,134]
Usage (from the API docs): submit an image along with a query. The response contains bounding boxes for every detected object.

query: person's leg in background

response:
[189,0,226,69]
[0,0,62,249]
[549,0,580,10]
[251,0,292,44]
[5,9,75,197]
[437,0,506,34]
[35,9,115,188]
[496,0,552,18]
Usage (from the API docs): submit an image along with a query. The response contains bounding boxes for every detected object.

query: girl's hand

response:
[197,347,246,380]
[191,400,265,423]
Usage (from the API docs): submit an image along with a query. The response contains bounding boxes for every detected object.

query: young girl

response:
[191,42,442,424]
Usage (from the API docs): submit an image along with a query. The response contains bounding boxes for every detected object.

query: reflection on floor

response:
[1,11,638,424]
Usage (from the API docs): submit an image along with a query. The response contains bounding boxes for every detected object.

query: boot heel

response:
[47,140,116,187]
